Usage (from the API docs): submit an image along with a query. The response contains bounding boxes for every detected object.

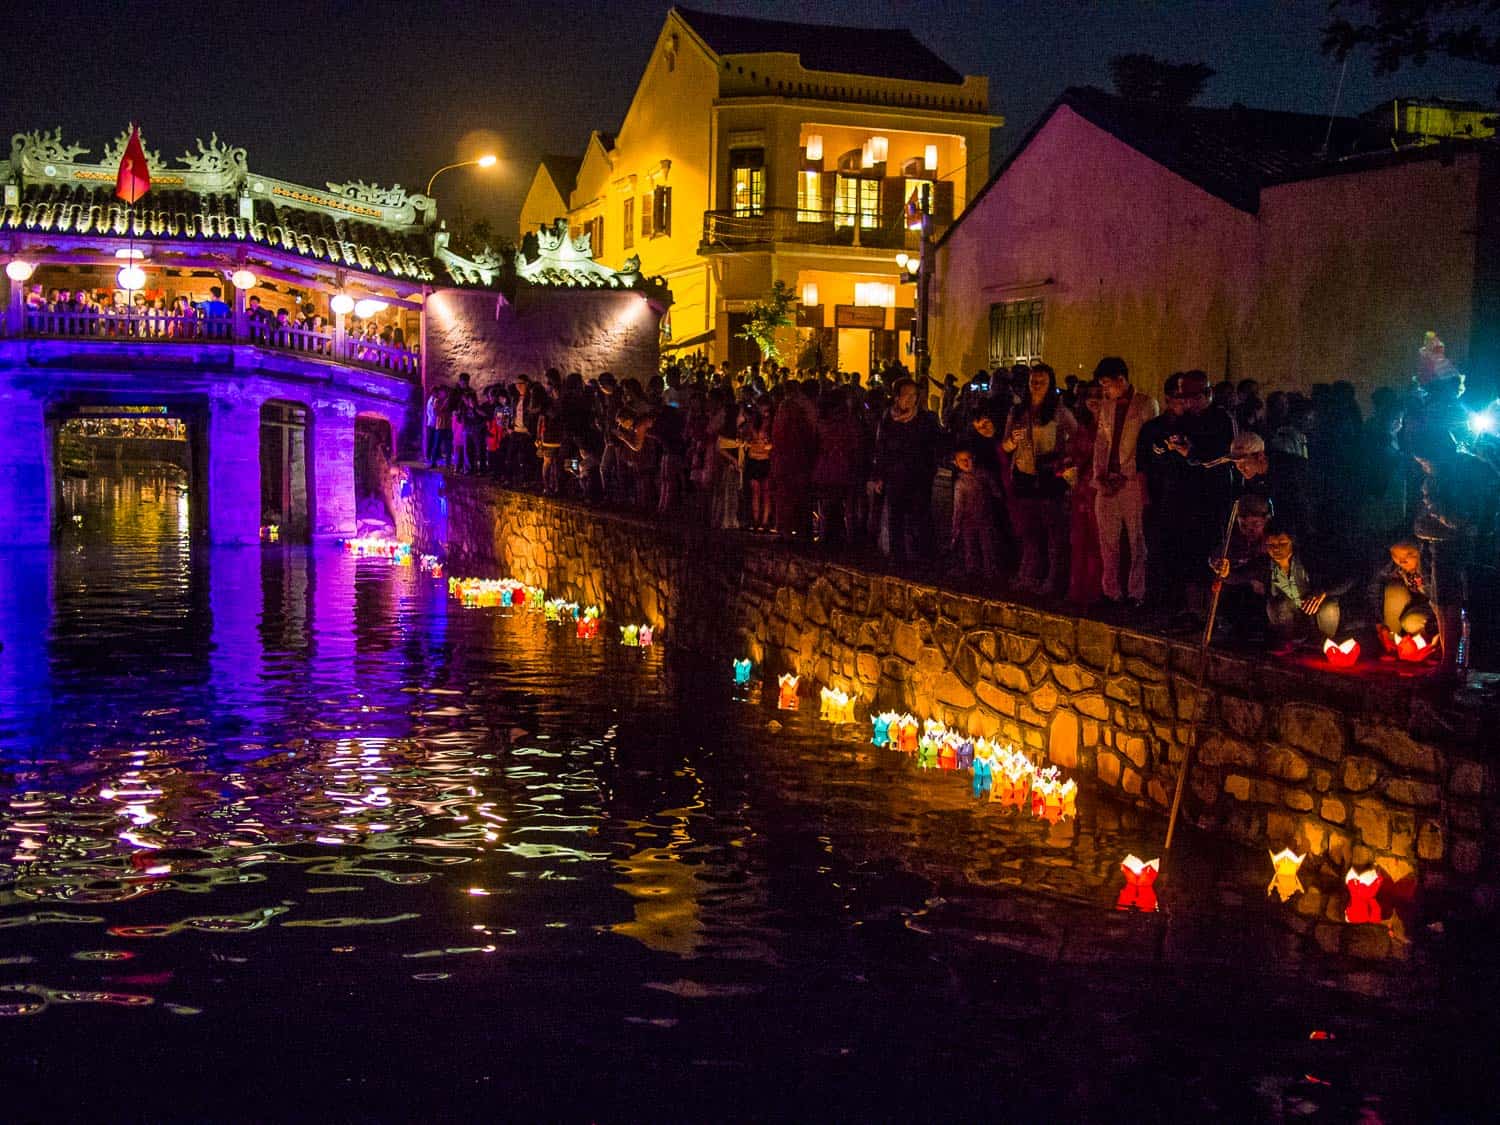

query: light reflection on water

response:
[0,469,1487,1119]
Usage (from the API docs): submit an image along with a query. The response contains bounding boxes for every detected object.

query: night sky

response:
[4,0,1495,235]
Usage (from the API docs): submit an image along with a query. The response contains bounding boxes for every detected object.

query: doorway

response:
[260,400,311,541]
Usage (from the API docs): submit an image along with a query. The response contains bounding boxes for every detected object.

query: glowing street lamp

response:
[116,264,146,291]
[426,153,499,197]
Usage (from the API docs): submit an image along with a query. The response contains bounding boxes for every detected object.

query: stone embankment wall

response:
[397,468,1496,887]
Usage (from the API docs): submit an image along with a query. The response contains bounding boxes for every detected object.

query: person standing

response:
[424,383,445,467]
[1064,380,1105,606]
[770,382,818,538]
[1091,357,1158,606]
[1002,364,1075,596]
[873,376,944,566]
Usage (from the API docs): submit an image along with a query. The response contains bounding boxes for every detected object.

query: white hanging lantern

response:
[116,265,147,291]
[330,293,355,316]
[804,134,823,162]
[5,259,34,281]
[353,298,388,319]
[230,269,258,291]
[924,144,938,171]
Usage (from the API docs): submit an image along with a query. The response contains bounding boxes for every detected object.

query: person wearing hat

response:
[1229,430,1312,547]
[1210,517,1352,655]
[1137,370,1236,614]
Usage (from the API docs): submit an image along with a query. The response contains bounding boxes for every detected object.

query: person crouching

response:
[1212,519,1350,655]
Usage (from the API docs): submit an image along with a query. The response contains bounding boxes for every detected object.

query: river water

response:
[0,468,1490,1121]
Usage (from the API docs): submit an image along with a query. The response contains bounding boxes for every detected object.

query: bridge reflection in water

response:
[0,469,1478,1121]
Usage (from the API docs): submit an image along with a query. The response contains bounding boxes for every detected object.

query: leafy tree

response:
[1108,53,1216,106]
[469,218,495,248]
[737,280,797,365]
[1324,0,1500,95]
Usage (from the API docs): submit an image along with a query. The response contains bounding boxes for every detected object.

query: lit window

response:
[854,282,895,307]
[835,176,879,229]
[797,171,822,221]
[730,149,764,218]
[623,197,634,250]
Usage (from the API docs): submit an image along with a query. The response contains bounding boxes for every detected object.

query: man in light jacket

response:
[1091,357,1159,605]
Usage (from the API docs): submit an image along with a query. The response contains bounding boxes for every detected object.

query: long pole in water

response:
[1163,498,1240,852]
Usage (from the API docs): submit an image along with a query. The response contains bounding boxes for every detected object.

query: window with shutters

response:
[641,194,653,239]
[796,170,822,222]
[584,215,604,258]
[622,197,634,250]
[834,175,879,228]
[988,299,1045,367]
[651,185,671,237]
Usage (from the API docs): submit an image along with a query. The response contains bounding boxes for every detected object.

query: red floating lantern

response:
[1344,868,1384,924]
[1322,637,1360,669]
[1116,854,1160,912]
[1396,634,1437,663]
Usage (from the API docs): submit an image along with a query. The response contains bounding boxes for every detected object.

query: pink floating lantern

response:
[1322,637,1360,669]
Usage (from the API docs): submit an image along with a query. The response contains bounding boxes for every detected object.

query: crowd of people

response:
[23,284,412,358]
[422,332,1498,683]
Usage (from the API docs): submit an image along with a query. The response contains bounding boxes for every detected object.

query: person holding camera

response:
[1001,364,1075,596]
[1091,357,1158,607]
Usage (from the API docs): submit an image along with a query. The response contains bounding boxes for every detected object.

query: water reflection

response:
[0,469,1487,1120]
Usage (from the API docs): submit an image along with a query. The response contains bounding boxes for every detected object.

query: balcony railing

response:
[701,207,942,252]
[14,309,419,377]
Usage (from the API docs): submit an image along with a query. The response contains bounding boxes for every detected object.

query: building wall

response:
[931,107,1261,398]
[932,107,1489,400]
[1248,155,1482,389]
[422,286,663,395]
[517,167,570,236]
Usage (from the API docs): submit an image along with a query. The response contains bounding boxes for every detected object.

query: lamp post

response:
[425,153,498,199]
[914,182,933,381]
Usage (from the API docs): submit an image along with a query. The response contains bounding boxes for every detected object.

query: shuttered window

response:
[988,299,1044,367]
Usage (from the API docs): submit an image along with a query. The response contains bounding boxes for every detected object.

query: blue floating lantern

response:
[871,712,892,749]
[732,658,753,687]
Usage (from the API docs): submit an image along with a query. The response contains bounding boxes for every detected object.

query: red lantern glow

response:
[1396,634,1437,663]
[1116,855,1160,912]
[1344,868,1384,923]
[1322,637,1360,668]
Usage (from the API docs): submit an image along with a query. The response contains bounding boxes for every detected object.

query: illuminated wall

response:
[932,105,1499,400]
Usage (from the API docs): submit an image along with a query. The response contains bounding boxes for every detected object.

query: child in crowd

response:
[744,406,773,532]
[949,447,1000,581]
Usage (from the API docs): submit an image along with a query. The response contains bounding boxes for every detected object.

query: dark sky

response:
[4,0,1495,235]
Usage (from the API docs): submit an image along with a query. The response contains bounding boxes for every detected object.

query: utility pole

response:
[914,182,932,381]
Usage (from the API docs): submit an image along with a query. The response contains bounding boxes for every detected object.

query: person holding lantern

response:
[1211,519,1351,655]
[1372,538,1434,660]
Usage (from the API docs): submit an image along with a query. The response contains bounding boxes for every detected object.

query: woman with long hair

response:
[1001,363,1076,596]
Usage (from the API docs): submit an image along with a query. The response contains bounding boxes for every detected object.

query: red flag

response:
[905,188,922,230]
[115,125,151,204]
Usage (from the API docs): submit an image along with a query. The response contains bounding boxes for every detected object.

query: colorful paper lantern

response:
[777,674,800,710]
[1344,868,1384,923]
[1396,634,1437,663]
[576,606,600,639]
[1117,855,1160,912]
[620,624,639,647]
[733,659,753,688]
[971,744,995,797]
[819,687,855,724]
[870,711,896,748]
[1267,848,1306,902]
[896,714,919,753]
[639,626,654,648]
[1322,637,1360,668]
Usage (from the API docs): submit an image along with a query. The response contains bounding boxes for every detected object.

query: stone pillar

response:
[312,400,357,539]
[0,387,52,545]
[208,388,262,545]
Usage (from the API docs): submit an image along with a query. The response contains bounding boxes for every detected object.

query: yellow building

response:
[520,6,1000,376]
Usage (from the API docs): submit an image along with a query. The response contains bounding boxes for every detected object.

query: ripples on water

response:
[0,469,1489,1120]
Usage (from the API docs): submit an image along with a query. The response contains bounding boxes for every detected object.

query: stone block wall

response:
[397,469,1497,887]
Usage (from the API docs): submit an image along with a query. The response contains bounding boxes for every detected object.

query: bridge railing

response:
[17,309,420,377]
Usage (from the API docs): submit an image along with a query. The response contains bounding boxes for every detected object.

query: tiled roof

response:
[1057,86,1391,212]
[538,154,583,199]
[673,6,964,85]
[2,181,438,282]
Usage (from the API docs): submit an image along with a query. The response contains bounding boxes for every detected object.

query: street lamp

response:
[425,153,499,197]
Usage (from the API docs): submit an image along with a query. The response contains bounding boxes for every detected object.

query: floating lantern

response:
[871,711,897,748]
[1344,868,1384,923]
[1267,848,1306,902]
[991,747,1035,808]
[1031,767,1075,823]
[955,737,974,771]
[733,659,753,688]
[777,674,800,710]
[260,524,279,542]
[620,624,639,647]
[1117,855,1161,912]
[639,626,654,648]
[819,687,856,724]
[1322,637,1360,668]
[544,598,565,622]
[338,537,413,563]
[500,587,514,608]
[971,743,996,797]
[576,606,600,639]
[937,732,961,771]
[894,717,918,753]
[1396,634,1437,663]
